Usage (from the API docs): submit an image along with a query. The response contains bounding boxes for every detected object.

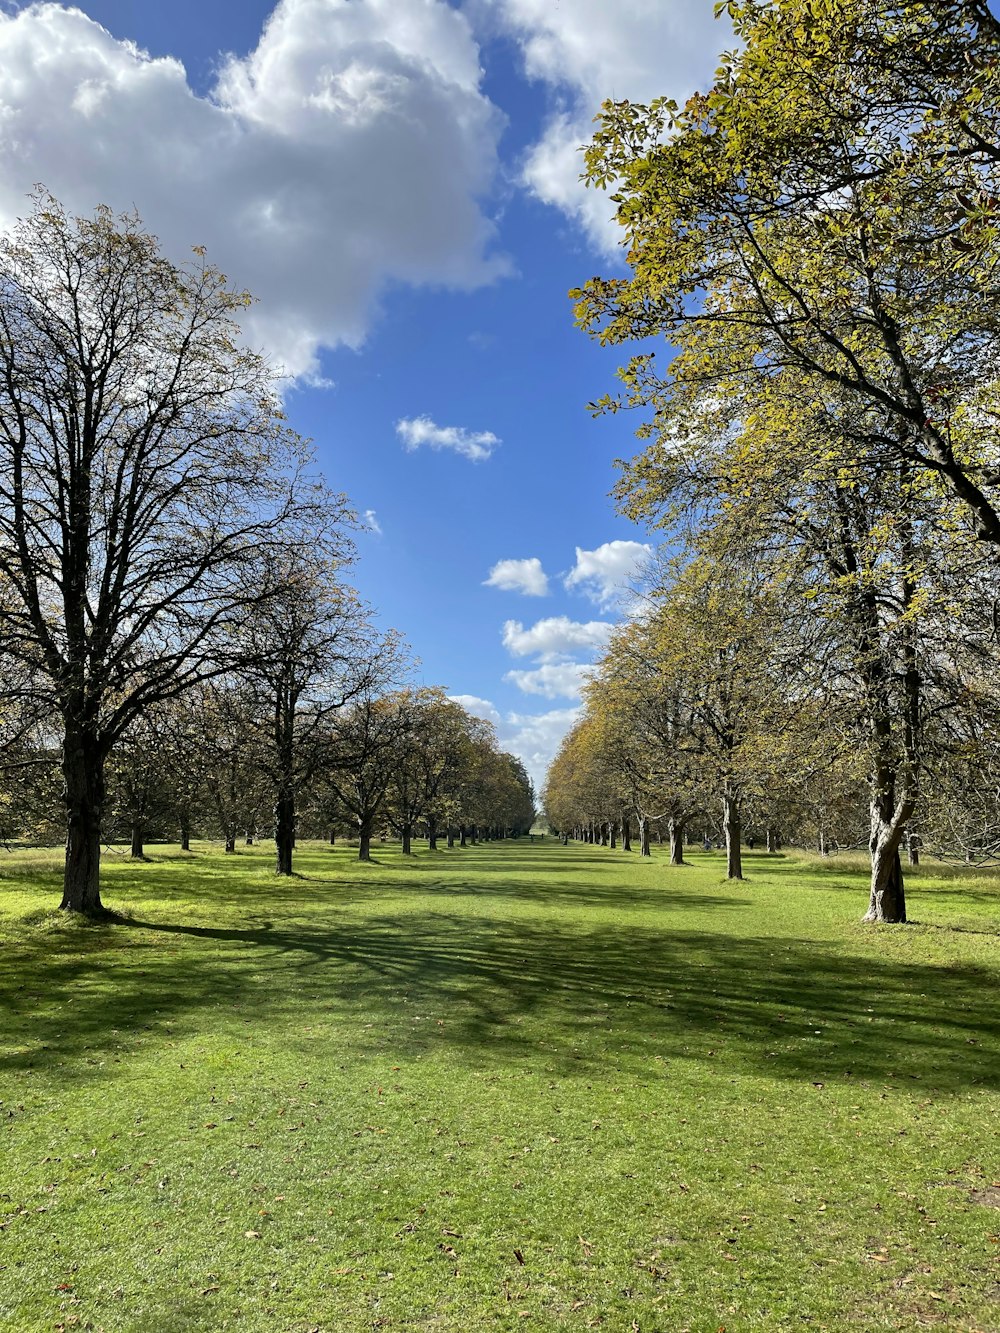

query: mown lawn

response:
[1,838,998,1332]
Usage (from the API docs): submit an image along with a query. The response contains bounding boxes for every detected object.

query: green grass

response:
[1,839,998,1332]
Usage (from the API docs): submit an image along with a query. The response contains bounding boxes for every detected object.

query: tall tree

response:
[0,193,325,914]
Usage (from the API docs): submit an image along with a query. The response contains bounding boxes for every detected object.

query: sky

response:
[0,0,732,793]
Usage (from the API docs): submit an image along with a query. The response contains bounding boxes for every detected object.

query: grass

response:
[0,838,998,1332]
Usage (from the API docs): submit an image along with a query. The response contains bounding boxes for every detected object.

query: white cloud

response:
[0,0,507,379]
[564,540,652,607]
[501,615,613,661]
[448,694,502,730]
[449,694,580,791]
[505,662,592,700]
[490,0,730,254]
[397,414,499,462]
[363,508,382,535]
[504,705,582,791]
[484,557,549,596]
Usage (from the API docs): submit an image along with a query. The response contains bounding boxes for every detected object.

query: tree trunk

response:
[865,801,911,923]
[447,826,455,848]
[609,821,617,849]
[428,815,438,850]
[245,828,255,846]
[180,818,191,852]
[329,828,336,846]
[61,732,105,916]
[766,826,778,853]
[401,822,412,855]
[130,822,144,860]
[599,822,608,846]
[669,818,685,866]
[358,815,374,862]
[225,833,236,854]
[621,817,631,852]
[723,791,743,880]
[639,816,651,857]
[275,789,295,875]
[459,824,467,848]
[907,832,920,866]
[818,829,827,856]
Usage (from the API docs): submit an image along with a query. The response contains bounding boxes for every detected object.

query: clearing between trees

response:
[1,838,998,1331]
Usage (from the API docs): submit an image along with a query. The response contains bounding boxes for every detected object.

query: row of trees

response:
[0,193,533,916]
[548,0,1000,921]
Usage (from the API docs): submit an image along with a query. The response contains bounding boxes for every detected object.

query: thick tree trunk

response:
[329,828,336,845]
[130,822,144,860]
[401,822,412,855]
[274,789,295,875]
[639,816,651,857]
[621,817,631,851]
[599,822,608,846]
[428,815,438,850]
[179,818,191,852]
[723,792,743,880]
[766,826,778,853]
[446,826,455,848]
[358,815,374,862]
[459,824,467,847]
[609,821,617,849]
[61,727,106,915]
[865,801,911,923]
[669,818,685,866]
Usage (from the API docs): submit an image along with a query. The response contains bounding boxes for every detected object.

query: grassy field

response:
[1,838,998,1332]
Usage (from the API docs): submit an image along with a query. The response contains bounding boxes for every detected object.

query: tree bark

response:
[723,791,743,880]
[446,826,455,848]
[60,728,106,915]
[401,822,412,855]
[669,818,685,866]
[225,833,236,854]
[130,822,145,860]
[639,815,651,857]
[358,815,374,862]
[275,788,295,875]
[329,828,336,845]
[865,800,912,923]
[459,824,467,847]
[609,821,617,849]
[621,817,631,852]
[179,818,191,852]
[766,826,778,853]
[428,815,438,850]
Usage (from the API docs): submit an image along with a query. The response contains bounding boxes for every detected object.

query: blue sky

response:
[0,0,730,789]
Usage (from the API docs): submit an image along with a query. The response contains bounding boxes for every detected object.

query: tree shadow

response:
[3,898,998,1096]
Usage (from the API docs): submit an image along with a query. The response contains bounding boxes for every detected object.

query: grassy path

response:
[1,840,998,1331]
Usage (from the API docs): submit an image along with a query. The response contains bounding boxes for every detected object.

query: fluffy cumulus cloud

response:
[501,615,613,662]
[0,0,506,379]
[447,694,502,730]
[504,662,592,701]
[491,0,730,253]
[397,415,500,462]
[484,557,549,596]
[564,540,652,607]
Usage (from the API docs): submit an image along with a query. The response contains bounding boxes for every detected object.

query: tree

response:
[573,0,1000,546]
[0,193,326,914]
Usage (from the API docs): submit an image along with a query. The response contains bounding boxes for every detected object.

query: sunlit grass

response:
[1,839,998,1331]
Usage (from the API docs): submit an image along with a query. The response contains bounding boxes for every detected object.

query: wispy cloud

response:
[363,508,382,535]
[397,414,499,462]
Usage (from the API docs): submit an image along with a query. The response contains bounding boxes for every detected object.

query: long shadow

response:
[3,900,998,1095]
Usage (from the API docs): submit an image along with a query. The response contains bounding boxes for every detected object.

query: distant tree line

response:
[0,193,533,916]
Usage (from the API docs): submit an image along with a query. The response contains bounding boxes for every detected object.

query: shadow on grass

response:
[3,897,998,1095]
